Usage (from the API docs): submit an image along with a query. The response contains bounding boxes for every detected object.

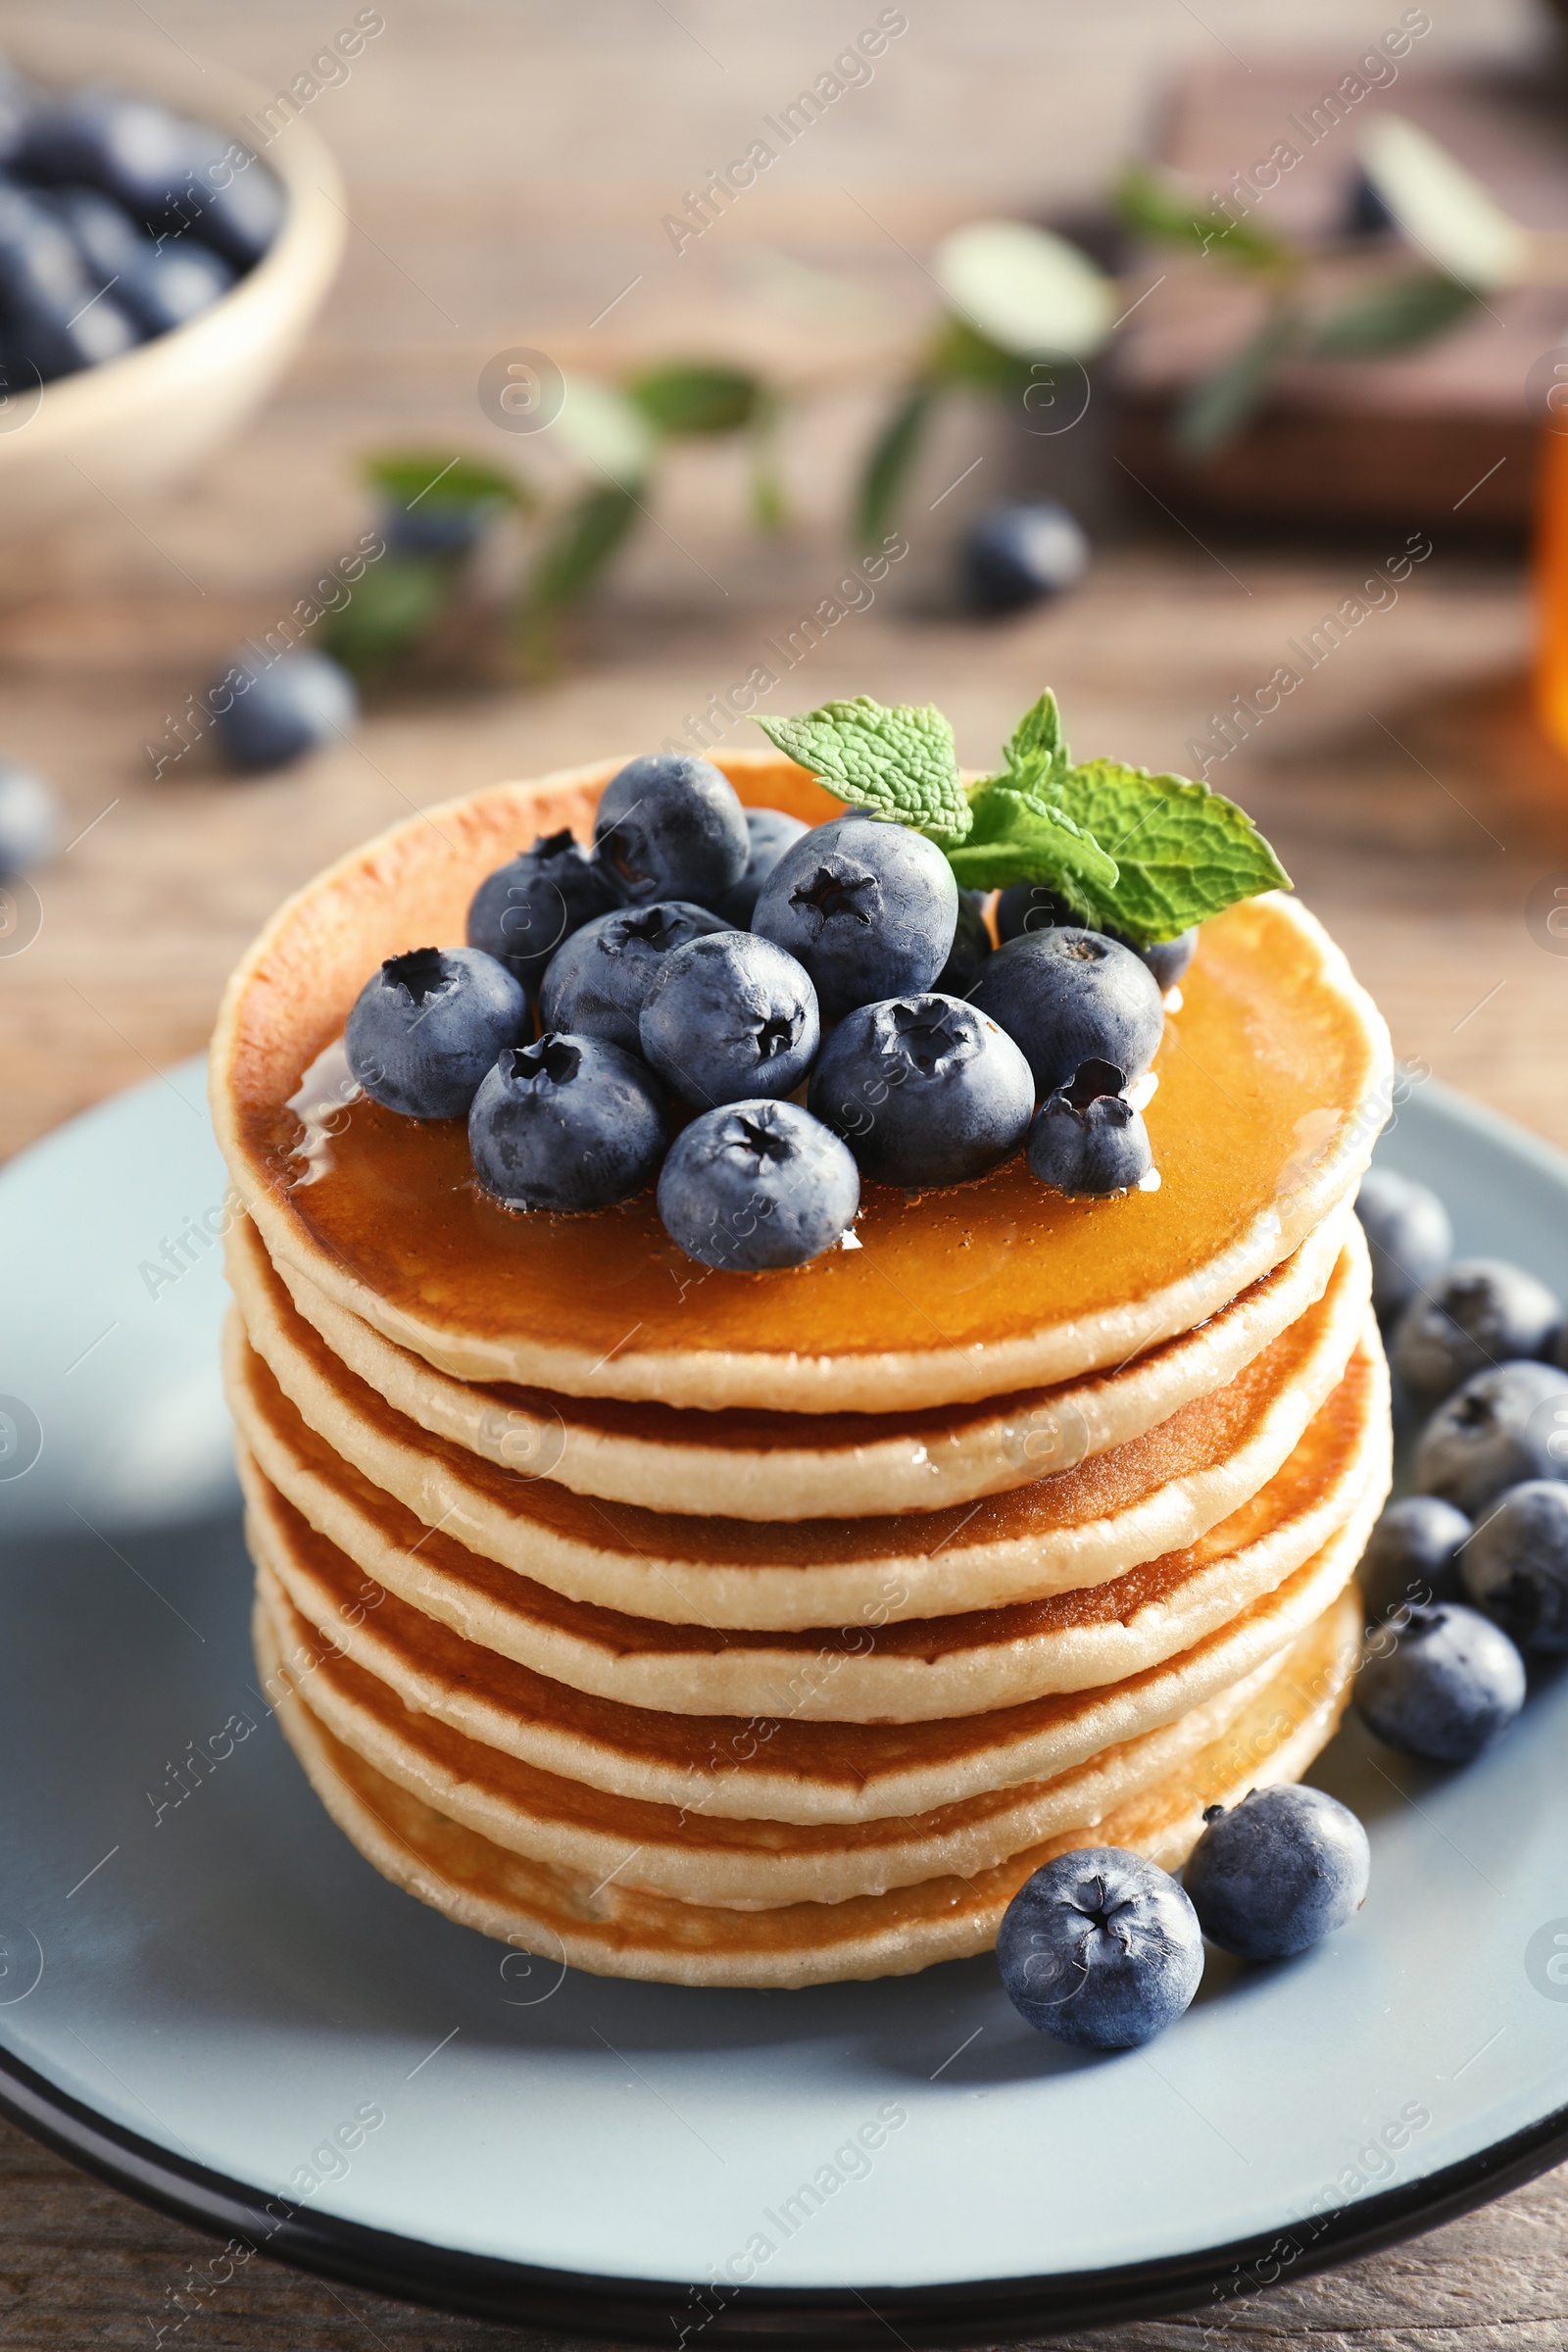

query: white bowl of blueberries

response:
[0,36,345,542]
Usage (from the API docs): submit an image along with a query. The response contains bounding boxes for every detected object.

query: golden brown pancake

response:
[209,751,1392,1412]
[235,1328,1387,1737]
[256,1583,1362,1986]
[253,1554,1320,1908]
[223,1228,1370,1628]
[231,1200,1352,1520]
[238,1433,1371,1825]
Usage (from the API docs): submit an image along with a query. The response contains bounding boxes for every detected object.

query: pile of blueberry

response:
[341,752,1192,1271]
[1348,1166,1568,1764]
[996,1785,1371,2052]
[0,69,280,385]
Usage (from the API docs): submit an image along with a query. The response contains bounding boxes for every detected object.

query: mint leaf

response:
[754,698,972,842]
[947,783,1119,914]
[1053,759,1291,945]
[996,688,1071,798]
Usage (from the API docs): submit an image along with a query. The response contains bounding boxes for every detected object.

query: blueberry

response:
[466,830,618,993]
[378,498,497,560]
[468,1033,667,1212]
[640,931,818,1107]
[1414,1359,1568,1515]
[0,179,138,377]
[1460,1480,1568,1652]
[0,760,60,873]
[995,883,1079,943]
[933,887,993,995]
[592,753,749,909]
[1027,1060,1152,1196]
[1139,930,1198,992]
[714,807,808,925]
[1393,1258,1561,1413]
[344,946,526,1120]
[995,885,1194,994]
[996,1847,1202,2051]
[964,499,1090,616]
[808,993,1033,1189]
[657,1100,859,1271]
[752,815,958,1020]
[23,91,281,268]
[1183,1786,1369,1961]
[53,185,231,334]
[1358,1494,1471,1622]
[1355,1600,1526,1763]
[213,650,359,771]
[538,901,729,1053]
[1355,1168,1453,1325]
[968,928,1164,1098]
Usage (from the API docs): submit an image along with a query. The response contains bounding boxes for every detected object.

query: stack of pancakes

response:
[211,752,1394,1989]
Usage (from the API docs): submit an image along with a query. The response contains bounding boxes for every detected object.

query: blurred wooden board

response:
[1113,64,1568,533]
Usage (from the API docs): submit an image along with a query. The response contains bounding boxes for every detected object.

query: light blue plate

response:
[1,1060,1566,2345]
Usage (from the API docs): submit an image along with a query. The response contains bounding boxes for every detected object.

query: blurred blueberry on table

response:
[808,993,1034,1189]
[640,931,818,1107]
[964,499,1090,616]
[593,752,750,910]
[753,814,958,1020]
[713,806,808,926]
[659,1099,859,1271]
[1183,1786,1370,1961]
[995,883,1194,994]
[997,1848,1202,2050]
[378,499,495,559]
[933,886,993,995]
[1355,1167,1452,1324]
[1393,1258,1562,1413]
[468,1033,668,1213]
[969,927,1164,1098]
[1460,1481,1568,1652]
[1027,1061,1153,1197]
[1345,166,1397,239]
[345,946,527,1121]
[466,830,617,993]
[538,901,728,1054]
[212,650,359,771]
[52,184,231,333]
[0,760,61,873]
[1354,1600,1526,1763]
[1358,1494,1471,1622]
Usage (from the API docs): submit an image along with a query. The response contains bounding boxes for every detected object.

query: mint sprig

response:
[955,689,1290,944]
[754,697,972,844]
[753,686,1290,945]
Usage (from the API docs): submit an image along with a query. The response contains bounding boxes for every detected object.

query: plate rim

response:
[1,2037,1565,2347]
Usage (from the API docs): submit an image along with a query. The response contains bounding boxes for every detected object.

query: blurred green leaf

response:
[1310,270,1477,357]
[321,556,458,675]
[749,387,787,532]
[856,381,936,547]
[1114,163,1294,272]
[517,482,644,679]
[363,450,530,514]
[934,220,1115,359]
[927,316,1032,396]
[627,364,760,436]
[1176,304,1303,455]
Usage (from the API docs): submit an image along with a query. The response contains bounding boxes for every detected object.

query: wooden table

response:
[2,2,1567,2342]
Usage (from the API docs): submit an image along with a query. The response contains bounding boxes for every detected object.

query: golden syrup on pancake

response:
[249,892,1370,1368]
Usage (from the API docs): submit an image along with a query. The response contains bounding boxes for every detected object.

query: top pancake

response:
[210,750,1392,1412]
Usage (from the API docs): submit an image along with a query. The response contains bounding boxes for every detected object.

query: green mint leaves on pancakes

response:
[754,698,971,846]
[755,687,1291,948]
